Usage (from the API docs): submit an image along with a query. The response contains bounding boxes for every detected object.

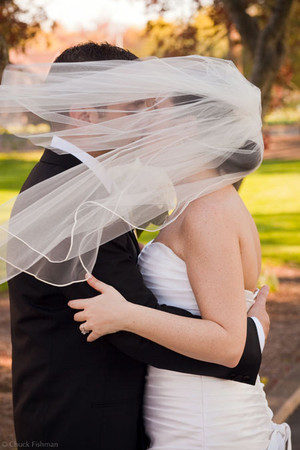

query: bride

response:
[69,182,291,449]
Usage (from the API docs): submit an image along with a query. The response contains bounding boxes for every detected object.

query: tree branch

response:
[0,35,9,82]
[221,0,259,56]
[258,0,294,47]
[250,0,294,113]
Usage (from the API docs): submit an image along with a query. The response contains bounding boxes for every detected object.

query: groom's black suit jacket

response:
[8,149,262,450]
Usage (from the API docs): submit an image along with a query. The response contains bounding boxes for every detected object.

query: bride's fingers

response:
[79,322,89,332]
[256,285,269,304]
[73,311,87,322]
[87,331,102,342]
[85,274,111,293]
[68,299,90,310]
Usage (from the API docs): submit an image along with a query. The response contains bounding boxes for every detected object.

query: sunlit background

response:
[0,1,300,443]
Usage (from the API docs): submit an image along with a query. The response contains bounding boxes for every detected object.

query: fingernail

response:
[253,288,259,299]
[85,272,92,280]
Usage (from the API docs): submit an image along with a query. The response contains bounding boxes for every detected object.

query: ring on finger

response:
[80,323,90,335]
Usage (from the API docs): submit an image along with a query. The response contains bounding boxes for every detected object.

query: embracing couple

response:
[2,42,291,449]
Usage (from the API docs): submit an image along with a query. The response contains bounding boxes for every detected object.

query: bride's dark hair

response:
[172,94,262,188]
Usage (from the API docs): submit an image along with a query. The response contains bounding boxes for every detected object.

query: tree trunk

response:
[0,35,9,82]
[250,0,294,115]
[223,0,295,114]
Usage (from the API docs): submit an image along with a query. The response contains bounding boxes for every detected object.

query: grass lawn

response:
[139,160,300,268]
[0,152,42,291]
[240,160,300,267]
[0,152,42,219]
[0,153,299,290]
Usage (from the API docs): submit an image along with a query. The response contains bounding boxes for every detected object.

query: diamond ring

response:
[80,324,89,335]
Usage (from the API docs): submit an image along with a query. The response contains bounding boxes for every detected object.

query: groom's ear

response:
[69,109,87,121]
[69,106,100,123]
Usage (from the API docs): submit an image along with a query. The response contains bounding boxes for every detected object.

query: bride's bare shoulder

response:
[181,185,241,229]
[173,185,245,260]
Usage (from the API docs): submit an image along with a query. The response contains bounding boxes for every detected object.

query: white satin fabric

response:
[138,241,291,449]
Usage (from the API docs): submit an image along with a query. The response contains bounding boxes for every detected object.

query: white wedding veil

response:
[0,55,263,286]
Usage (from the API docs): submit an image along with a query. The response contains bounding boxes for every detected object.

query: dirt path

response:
[264,133,300,160]
[0,295,14,444]
[261,266,300,393]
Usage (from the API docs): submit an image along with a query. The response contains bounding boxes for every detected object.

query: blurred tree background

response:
[1,0,299,117]
[0,0,55,80]
[0,4,299,444]
[133,0,299,115]
[0,12,299,448]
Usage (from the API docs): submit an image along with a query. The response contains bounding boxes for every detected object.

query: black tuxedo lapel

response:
[129,230,141,256]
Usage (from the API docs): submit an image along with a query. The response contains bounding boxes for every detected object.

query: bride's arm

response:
[165,201,247,367]
[69,202,248,368]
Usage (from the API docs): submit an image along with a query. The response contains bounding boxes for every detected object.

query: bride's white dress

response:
[138,241,291,450]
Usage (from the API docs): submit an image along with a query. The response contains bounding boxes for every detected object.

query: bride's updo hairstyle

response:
[171,93,262,177]
[0,52,264,286]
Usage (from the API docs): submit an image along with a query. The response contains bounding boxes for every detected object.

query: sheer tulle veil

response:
[0,55,263,286]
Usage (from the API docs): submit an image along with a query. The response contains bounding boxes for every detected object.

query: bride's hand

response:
[68,275,133,342]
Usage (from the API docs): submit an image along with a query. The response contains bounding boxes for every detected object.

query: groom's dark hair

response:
[54,41,138,63]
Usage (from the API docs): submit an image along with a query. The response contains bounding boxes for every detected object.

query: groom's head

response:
[52,42,144,147]
[54,42,139,121]
[54,41,138,63]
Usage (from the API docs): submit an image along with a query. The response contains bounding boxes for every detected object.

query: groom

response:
[8,42,270,450]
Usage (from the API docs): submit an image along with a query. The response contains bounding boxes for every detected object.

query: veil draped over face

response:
[0,55,263,286]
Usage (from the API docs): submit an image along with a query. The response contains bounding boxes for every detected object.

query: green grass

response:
[0,152,42,292]
[239,160,300,266]
[139,160,300,268]
[0,154,299,293]
[0,152,42,222]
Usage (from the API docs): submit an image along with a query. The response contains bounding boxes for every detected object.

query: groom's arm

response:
[65,235,263,385]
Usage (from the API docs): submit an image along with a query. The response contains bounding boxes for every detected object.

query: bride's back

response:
[156,184,261,292]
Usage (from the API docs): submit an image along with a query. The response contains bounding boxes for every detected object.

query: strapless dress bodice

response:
[139,241,255,314]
